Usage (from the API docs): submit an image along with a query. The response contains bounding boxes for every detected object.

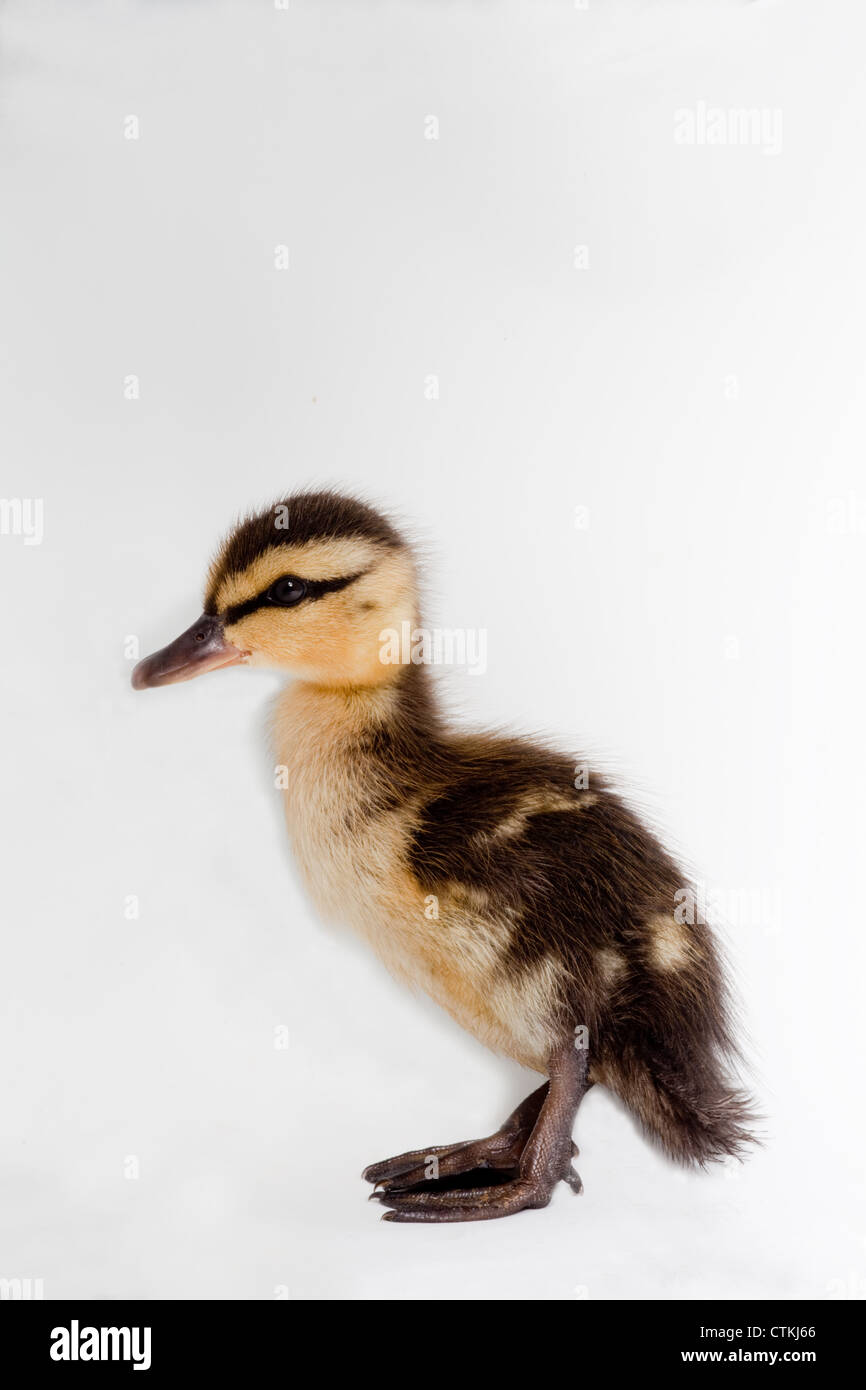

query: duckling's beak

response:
[131,614,246,690]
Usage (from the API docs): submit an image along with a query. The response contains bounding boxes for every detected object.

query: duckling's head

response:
[132,491,417,690]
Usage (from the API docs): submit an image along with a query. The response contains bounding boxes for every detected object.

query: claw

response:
[563,1164,584,1195]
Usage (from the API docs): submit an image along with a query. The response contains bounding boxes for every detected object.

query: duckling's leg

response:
[369,1040,589,1223]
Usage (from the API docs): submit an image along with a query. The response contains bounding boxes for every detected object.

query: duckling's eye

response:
[268,576,307,607]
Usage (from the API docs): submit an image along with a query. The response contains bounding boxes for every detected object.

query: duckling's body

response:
[275,677,585,1072]
[133,490,756,1222]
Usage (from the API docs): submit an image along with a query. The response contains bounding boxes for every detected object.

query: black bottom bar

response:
[1,1298,858,1375]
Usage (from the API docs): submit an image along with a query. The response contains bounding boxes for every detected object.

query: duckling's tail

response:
[597,1044,760,1166]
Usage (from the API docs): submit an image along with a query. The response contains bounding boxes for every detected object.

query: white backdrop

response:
[1,0,864,1300]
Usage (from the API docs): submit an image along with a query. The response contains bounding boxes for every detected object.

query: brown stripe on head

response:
[204,491,406,614]
[210,537,387,617]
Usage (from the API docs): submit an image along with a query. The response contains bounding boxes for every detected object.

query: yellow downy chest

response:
[270,682,552,1072]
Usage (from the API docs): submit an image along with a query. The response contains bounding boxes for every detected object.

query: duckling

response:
[132,490,756,1223]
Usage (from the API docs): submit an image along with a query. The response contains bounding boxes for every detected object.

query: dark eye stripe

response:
[222,571,364,625]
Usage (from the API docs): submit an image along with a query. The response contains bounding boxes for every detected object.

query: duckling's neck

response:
[272,662,445,796]
[272,665,445,927]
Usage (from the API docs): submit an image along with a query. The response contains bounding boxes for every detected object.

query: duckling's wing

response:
[407,739,682,976]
